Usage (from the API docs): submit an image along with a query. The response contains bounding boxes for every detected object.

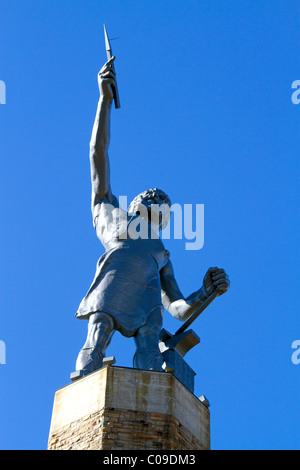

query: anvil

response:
[159,328,199,393]
[159,290,218,393]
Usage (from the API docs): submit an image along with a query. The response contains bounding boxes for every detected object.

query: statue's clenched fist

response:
[98,56,116,101]
[203,267,230,297]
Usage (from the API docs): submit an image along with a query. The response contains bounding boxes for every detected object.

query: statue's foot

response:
[70,356,116,381]
[70,369,87,381]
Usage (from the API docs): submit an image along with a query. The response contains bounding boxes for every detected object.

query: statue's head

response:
[128,188,171,231]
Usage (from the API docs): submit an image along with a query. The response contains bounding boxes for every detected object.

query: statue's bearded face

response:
[128,188,171,231]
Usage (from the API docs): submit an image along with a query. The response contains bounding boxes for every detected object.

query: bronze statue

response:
[73,55,229,379]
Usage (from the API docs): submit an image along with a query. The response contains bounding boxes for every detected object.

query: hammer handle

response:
[174,290,219,336]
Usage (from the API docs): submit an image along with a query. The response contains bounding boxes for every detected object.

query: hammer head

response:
[159,328,200,358]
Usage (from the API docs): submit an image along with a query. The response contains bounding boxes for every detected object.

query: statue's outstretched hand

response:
[98,57,116,101]
[203,267,230,296]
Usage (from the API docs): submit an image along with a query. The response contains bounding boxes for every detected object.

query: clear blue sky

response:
[1,0,300,450]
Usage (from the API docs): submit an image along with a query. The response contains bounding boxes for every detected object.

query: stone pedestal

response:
[48,366,210,450]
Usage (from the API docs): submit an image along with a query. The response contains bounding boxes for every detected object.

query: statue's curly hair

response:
[128,188,171,214]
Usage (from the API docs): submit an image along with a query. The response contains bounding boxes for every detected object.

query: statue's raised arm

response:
[89,57,116,213]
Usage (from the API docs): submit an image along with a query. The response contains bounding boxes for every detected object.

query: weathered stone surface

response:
[48,366,210,450]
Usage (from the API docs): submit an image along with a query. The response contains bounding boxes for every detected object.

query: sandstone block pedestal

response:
[48,366,210,450]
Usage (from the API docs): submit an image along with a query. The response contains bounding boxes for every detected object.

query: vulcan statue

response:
[74,55,230,378]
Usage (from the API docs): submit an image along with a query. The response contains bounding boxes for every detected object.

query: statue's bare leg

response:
[75,312,115,375]
[133,308,164,371]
